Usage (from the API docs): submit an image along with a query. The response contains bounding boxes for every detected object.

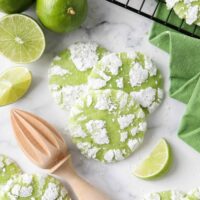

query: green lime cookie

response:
[69,89,147,163]
[166,0,200,26]
[144,190,187,200]
[48,42,108,114]
[0,155,22,186]
[88,52,163,114]
[187,188,200,200]
[0,173,71,199]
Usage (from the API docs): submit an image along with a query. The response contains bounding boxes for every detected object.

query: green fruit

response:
[0,0,34,14]
[36,0,88,33]
[0,67,32,106]
[0,14,45,63]
[133,138,172,179]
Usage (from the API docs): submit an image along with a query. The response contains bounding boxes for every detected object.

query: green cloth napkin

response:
[149,3,200,153]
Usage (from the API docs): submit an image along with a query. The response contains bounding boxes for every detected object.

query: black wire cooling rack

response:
[106,0,200,39]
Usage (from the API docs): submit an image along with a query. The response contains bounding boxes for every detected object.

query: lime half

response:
[0,67,32,106]
[0,14,45,63]
[133,139,172,179]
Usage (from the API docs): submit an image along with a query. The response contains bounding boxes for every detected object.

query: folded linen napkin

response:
[149,3,200,153]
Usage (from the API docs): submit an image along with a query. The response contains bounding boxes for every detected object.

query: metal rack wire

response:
[106,0,200,39]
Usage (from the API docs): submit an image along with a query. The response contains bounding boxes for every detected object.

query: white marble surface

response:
[0,0,200,199]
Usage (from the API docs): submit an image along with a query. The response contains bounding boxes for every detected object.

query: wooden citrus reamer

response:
[10,108,110,200]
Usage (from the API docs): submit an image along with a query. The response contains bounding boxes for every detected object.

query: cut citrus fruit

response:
[0,67,32,106]
[0,14,45,63]
[133,138,172,179]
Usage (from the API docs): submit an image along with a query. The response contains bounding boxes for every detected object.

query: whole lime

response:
[0,0,34,14]
[36,0,88,33]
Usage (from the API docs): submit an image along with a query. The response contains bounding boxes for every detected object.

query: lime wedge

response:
[133,139,172,179]
[0,14,45,63]
[0,67,32,106]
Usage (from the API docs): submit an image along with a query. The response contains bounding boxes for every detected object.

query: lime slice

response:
[0,14,45,63]
[133,138,172,179]
[0,67,32,106]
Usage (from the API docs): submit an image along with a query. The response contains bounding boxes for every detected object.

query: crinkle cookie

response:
[88,52,163,114]
[69,89,147,163]
[166,0,200,26]
[144,190,187,200]
[187,187,200,199]
[48,42,108,114]
[0,155,22,186]
[0,173,71,200]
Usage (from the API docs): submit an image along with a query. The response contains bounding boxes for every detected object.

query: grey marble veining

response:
[0,0,200,199]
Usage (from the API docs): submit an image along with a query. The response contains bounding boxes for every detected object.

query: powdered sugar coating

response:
[69,89,147,163]
[49,84,88,112]
[0,174,71,200]
[120,131,128,142]
[88,52,163,114]
[118,114,135,130]
[48,65,71,76]
[166,0,200,26]
[188,187,200,199]
[131,87,160,113]
[129,62,148,87]
[166,0,179,9]
[0,155,22,186]
[69,42,98,71]
[100,53,122,75]
[116,77,124,88]
[48,42,108,115]
[144,190,188,200]
[144,193,161,200]
[171,190,187,199]
[86,120,109,144]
